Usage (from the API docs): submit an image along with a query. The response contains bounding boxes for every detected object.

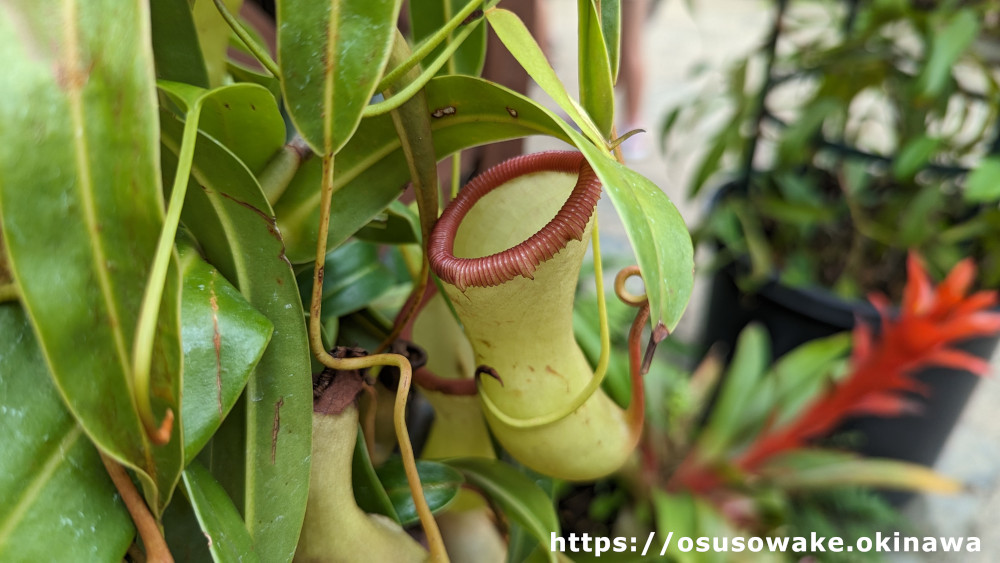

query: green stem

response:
[363,20,482,118]
[132,102,202,444]
[0,283,17,304]
[259,136,310,205]
[450,152,462,200]
[375,0,487,92]
[477,215,611,429]
[212,0,280,77]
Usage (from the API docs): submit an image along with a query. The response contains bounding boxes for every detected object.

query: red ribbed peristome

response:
[428,151,602,291]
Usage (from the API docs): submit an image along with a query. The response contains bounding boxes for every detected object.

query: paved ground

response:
[524,0,1000,560]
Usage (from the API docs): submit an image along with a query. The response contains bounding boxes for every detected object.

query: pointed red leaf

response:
[903,253,933,314]
[922,347,992,375]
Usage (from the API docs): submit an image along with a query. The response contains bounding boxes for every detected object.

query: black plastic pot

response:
[701,262,999,503]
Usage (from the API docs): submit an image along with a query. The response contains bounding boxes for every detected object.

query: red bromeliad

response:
[671,254,1000,494]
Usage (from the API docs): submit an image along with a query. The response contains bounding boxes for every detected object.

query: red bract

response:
[673,254,1000,492]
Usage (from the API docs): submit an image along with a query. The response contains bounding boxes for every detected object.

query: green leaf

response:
[376,458,463,526]
[0,306,134,561]
[159,81,286,175]
[892,135,940,181]
[183,461,260,563]
[160,113,312,562]
[600,0,621,81]
[917,9,979,99]
[409,0,488,76]
[486,7,606,147]
[273,74,571,263]
[355,200,421,244]
[298,240,397,320]
[567,131,695,332]
[776,98,838,165]
[150,0,210,87]
[578,0,616,136]
[651,489,699,563]
[179,244,273,465]
[0,0,182,513]
[697,324,769,459]
[192,0,244,87]
[227,62,282,102]
[767,333,850,428]
[761,450,962,493]
[277,0,402,155]
[689,131,730,197]
[964,156,1000,203]
[899,182,943,246]
[446,458,560,560]
[351,428,400,522]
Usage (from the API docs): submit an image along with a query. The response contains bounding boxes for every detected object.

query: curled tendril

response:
[615,265,647,307]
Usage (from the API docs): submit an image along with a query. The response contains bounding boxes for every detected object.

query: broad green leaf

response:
[228,62,283,102]
[409,0,488,76]
[163,485,214,561]
[355,200,421,244]
[160,113,312,562]
[352,428,401,522]
[0,0,182,513]
[486,7,606,147]
[297,240,397,321]
[183,461,260,563]
[447,458,560,562]
[697,324,769,459]
[159,81,286,175]
[150,0,210,87]
[192,0,244,87]
[892,135,940,181]
[578,0,615,136]
[376,458,463,526]
[761,450,961,493]
[600,0,621,81]
[277,0,402,155]
[565,129,695,332]
[273,75,571,263]
[179,244,273,465]
[917,9,979,99]
[0,306,134,561]
[964,156,1000,203]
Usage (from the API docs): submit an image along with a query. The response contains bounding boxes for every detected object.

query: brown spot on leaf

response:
[506,106,518,118]
[55,58,94,92]
[271,397,284,464]
[462,9,484,25]
[210,279,223,415]
[431,106,457,118]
